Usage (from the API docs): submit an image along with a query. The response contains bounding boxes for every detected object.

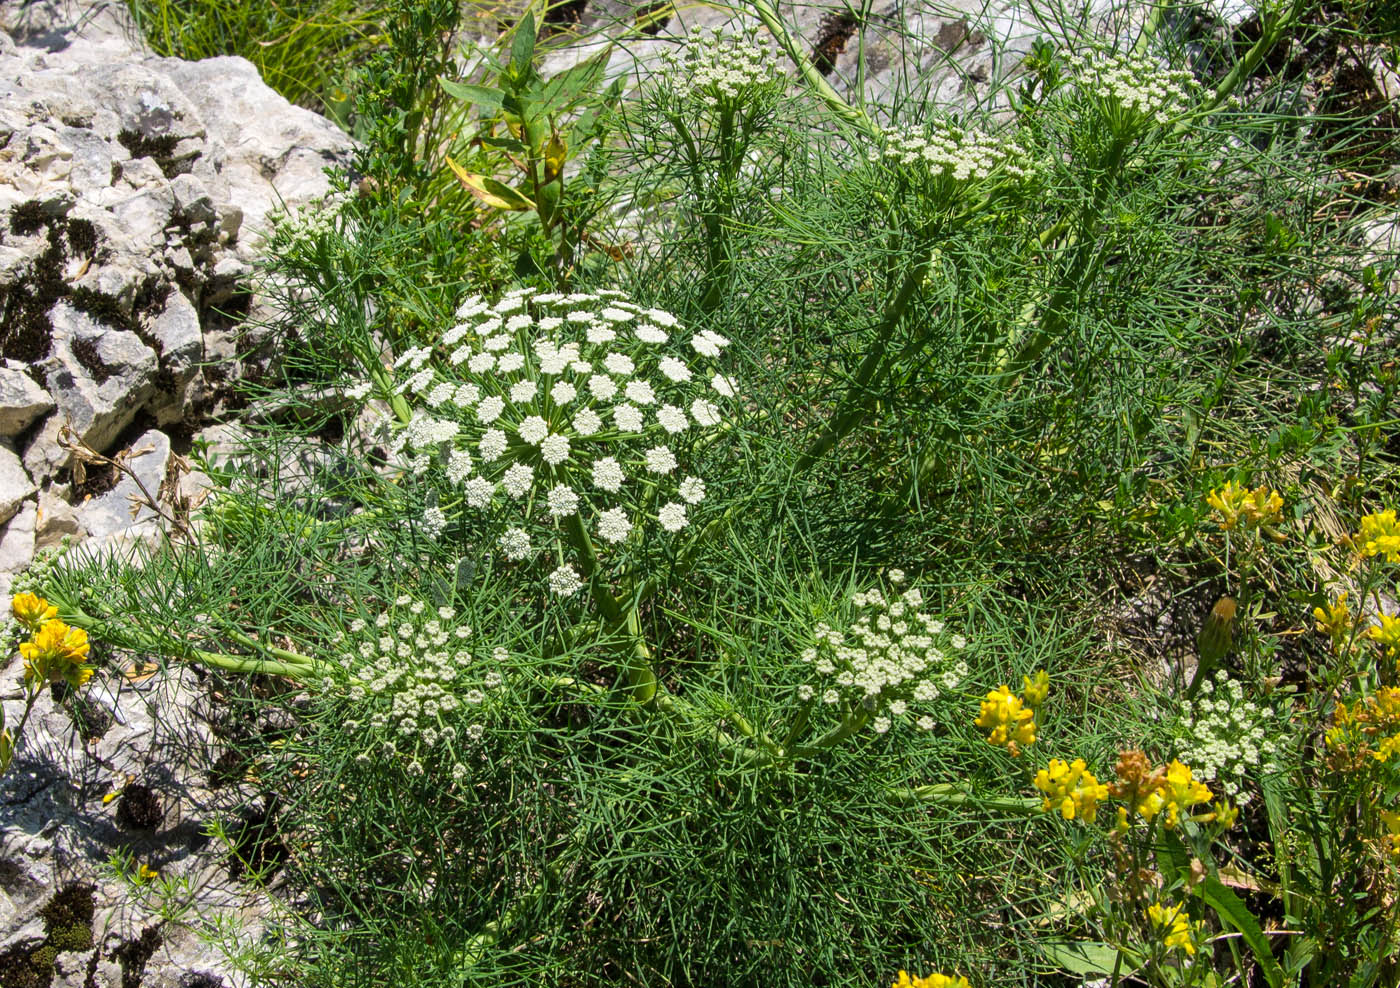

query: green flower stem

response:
[888,783,1042,813]
[1186,0,1307,122]
[746,0,876,136]
[560,512,659,706]
[792,250,935,474]
[458,822,589,968]
[54,603,320,681]
[789,705,872,758]
[993,131,1131,386]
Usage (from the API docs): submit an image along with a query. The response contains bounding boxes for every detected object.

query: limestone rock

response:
[0,496,36,571]
[73,426,171,539]
[40,302,157,454]
[0,444,35,525]
[0,366,54,436]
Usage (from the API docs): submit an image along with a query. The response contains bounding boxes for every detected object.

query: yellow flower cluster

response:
[1206,481,1283,531]
[892,972,970,988]
[1314,593,1352,639]
[1368,612,1400,658]
[1033,758,1109,822]
[1358,510,1400,564]
[1381,809,1400,860]
[1326,687,1400,765]
[1136,761,1214,828]
[1147,902,1198,955]
[1108,751,1226,832]
[11,593,91,690]
[975,672,1048,757]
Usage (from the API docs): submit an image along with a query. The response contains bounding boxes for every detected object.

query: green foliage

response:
[17,0,1400,985]
[124,0,386,118]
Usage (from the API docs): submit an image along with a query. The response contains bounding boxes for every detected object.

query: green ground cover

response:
[6,0,1400,985]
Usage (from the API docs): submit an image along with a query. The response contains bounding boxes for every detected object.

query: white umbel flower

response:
[596,507,632,544]
[498,527,532,560]
[657,502,688,531]
[548,564,584,597]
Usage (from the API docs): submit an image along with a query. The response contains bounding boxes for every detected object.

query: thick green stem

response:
[560,513,659,706]
[747,0,875,136]
[888,783,1042,813]
[792,251,935,474]
[55,604,320,682]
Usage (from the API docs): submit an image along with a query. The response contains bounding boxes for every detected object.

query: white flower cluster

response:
[339,597,500,783]
[387,289,735,594]
[801,571,969,735]
[1066,50,1196,124]
[1176,671,1280,803]
[662,28,786,107]
[870,121,1033,182]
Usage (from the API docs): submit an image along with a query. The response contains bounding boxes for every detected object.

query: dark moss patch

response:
[1,883,100,986]
[116,130,199,179]
[9,201,50,237]
[541,0,587,35]
[634,0,670,35]
[51,682,114,741]
[65,218,99,257]
[179,974,226,988]
[133,277,172,321]
[69,335,117,386]
[39,884,95,946]
[0,938,51,988]
[110,926,160,988]
[811,11,857,76]
[0,224,66,362]
[69,287,131,333]
[116,784,165,831]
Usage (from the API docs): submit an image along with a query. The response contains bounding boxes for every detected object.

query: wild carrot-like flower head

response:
[660,28,786,108]
[799,580,968,736]
[871,121,1032,182]
[385,290,736,596]
[1066,49,1197,125]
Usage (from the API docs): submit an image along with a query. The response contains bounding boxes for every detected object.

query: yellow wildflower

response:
[10,592,57,632]
[893,972,971,988]
[1359,510,1400,564]
[1367,612,1400,658]
[136,863,159,883]
[1206,481,1250,530]
[1147,902,1198,955]
[1207,482,1282,531]
[975,684,1037,757]
[1022,670,1050,709]
[1313,593,1352,638]
[1381,809,1400,860]
[1239,486,1284,528]
[1327,687,1400,764]
[18,619,93,690]
[1136,761,1213,829]
[1033,758,1109,822]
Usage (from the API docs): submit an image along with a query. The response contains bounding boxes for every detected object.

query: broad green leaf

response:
[1039,940,1140,977]
[445,157,533,211]
[439,78,504,110]
[1198,875,1286,988]
[510,13,537,79]
[536,50,609,115]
